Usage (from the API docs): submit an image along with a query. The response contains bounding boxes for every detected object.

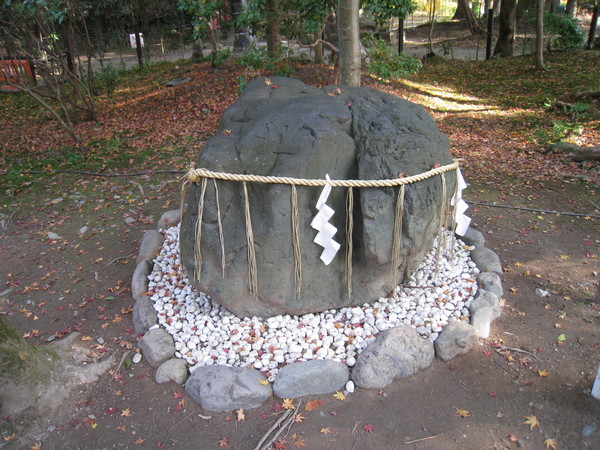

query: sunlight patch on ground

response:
[399,79,497,113]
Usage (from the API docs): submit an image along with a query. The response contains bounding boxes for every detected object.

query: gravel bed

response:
[148,225,478,381]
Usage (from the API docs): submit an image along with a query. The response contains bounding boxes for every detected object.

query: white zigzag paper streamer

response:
[451,167,471,236]
[310,174,340,265]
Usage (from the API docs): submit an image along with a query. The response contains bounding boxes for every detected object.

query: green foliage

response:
[363,34,422,82]
[534,120,584,148]
[212,48,231,68]
[362,0,417,21]
[94,64,122,97]
[234,45,294,76]
[543,12,585,50]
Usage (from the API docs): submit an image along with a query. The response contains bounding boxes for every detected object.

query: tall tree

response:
[493,0,517,56]
[337,0,361,86]
[265,0,281,56]
[452,0,483,35]
[536,0,545,69]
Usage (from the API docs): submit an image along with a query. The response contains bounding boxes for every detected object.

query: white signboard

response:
[129,33,144,49]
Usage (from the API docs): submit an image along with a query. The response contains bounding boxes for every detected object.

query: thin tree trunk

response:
[314,29,324,63]
[587,4,599,50]
[494,0,516,57]
[337,0,361,86]
[398,18,404,53]
[565,0,576,16]
[427,0,437,55]
[536,0,545,69]
[266,0,281,57]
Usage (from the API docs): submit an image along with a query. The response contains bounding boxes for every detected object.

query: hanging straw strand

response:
[391,184,405,285]
[291,184,302,297]
[346,187,354,301]
[434,174,447,281]
[212,179,226,278]
[243,182,258,298]
[194,177,208,281]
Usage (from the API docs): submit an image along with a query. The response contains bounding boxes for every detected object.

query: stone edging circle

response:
[130,209,503,412]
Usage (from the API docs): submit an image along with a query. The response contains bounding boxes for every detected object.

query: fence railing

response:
[0,59,36,92]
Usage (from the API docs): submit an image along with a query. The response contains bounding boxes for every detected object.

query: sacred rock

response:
[180,77,454,317]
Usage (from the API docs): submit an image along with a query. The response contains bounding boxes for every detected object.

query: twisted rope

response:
[185,161,459,188]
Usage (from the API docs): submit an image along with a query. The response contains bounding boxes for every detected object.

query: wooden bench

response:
[0,59,36,92]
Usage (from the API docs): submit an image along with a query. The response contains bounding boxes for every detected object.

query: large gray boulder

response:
[180,77,454,318]
[273,359,349,398]
[185,365,271,412]
[351,325,434,389]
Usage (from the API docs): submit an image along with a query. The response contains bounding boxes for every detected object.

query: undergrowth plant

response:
[363,34,422,83]
[542,12,585,51]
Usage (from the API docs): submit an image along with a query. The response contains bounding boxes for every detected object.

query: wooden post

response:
[486,9,494,59]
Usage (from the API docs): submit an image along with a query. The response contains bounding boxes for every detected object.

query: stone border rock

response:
[131,210,503,412]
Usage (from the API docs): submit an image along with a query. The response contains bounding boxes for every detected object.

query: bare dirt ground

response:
[2,19,600,450]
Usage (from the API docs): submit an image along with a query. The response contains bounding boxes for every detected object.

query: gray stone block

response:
[470,290,502,338]
[185,366,271,412]
[131,259,152,301]
[273,360,349,398]
[434,320,479,361]
[157,210,181,231]
[136,230,164,265]
[470,247,502,274]
[460,227,484,248]
[155,358,188,385]
[477,272,503,298]
[351,325,434,389]
[138,328,175,368]
[132,296,157,335]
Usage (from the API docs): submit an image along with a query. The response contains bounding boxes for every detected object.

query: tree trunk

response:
[517,0,536,19]
[398,18,404,53]
[337,0,361,86]
[458,0,483,34]
[192,39,204,61]
[494,0,516,57]
[565,0,576,16]
[536,0,545,69]
[314,29,324,63]
[587,4,599,50]
[266,0,281,57]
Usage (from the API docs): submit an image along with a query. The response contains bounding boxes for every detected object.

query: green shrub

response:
[212,49,231,68]
[363,34,422,82]
[94,64,122,96]
[543,12,585,50]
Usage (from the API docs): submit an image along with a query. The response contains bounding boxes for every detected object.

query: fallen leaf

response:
[544,438,558,449]
[274,438,287,450]
[538,369,550,377]
[236,409,245,421]
[523,415,540,430]
[257,378,270,386]
[134,437,145,445]
[218,437,230,447]
[363,424,375,433]
[455,408,471,418]
[557,334,566,343]
[292,438,307,448]
[508,434,519,442]
[559,254,569,260]
[105,407,118,414]
[332,391,346,401]
[554,323,562,329]
[120,408,131,417]
[294,413,305,423]
[305,400,324,411]
[320,427,332,435]
[30,444,42,450]
[173,390,184,399]
[282,399,295,410]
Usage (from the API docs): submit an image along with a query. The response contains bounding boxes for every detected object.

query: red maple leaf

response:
[105,407,118,414]
[274,439,287,449]
[173,390,184,399]
[363,424,375,433]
